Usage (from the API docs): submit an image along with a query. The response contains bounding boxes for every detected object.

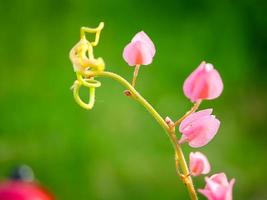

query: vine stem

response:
[85,70,198,200]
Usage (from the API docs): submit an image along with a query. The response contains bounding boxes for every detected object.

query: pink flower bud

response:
[165,116,174,127]
[198,173,235,200]
[183,61,223,102]
[189,152,210,176]
[123,31,156,66]
[179,109,220,148]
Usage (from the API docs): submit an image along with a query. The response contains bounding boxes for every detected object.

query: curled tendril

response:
[69,22,105,110]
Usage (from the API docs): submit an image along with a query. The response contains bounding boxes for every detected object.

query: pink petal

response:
[198,188,214,200]
[205,69,224,100]
[183,62,223,102]
[199,173,235,200]
[205,176,226,199]
[179,109,213,132]
[179,109,220,148]
[183,61,206,101]
[225,179,235,200]
[190,152,204,176]
[132,31,156,57]
[190,152,210,176]
[187,116,220,148]
[123,41,153,66]
[209,173,229,187]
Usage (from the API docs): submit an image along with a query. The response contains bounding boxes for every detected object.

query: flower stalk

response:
[85,71,198,200]
[131,64,141,87]
[171,100,202,129]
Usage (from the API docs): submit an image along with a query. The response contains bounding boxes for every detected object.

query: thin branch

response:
[170,100,202,129]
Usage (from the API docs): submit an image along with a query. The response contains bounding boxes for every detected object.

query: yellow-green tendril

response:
[76,73,101,88]
[72,73,101,110]
[73,80,96,110]
[80,22,104,46]
[70,22,105,110]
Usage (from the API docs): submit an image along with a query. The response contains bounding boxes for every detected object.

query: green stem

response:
[86,71,198,200]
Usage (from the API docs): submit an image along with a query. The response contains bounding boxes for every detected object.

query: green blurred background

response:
[0,0,267,199]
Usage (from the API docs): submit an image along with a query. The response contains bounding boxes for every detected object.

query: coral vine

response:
[69,22,235,200]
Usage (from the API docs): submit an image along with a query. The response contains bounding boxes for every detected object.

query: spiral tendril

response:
[69,22,105,109]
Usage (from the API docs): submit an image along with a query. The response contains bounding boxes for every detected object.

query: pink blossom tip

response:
[189,152,211,176]
[123,31,156,66]
[183,61,223,102]
[179,109,220,148]
[198,173,235,200]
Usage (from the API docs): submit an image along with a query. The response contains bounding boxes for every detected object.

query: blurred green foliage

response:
[0,0,267,199]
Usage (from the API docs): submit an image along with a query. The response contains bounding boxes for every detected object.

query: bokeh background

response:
[0,0,267,199]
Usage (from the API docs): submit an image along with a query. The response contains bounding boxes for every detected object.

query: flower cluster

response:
[123,31,235,200]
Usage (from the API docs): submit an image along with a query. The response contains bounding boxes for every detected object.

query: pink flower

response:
[123,31,156,66]
[190,152,210,176]
[179,109,220,148]
[183,61,223,102]
[0,180,54,200]
[198,173,235,200]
